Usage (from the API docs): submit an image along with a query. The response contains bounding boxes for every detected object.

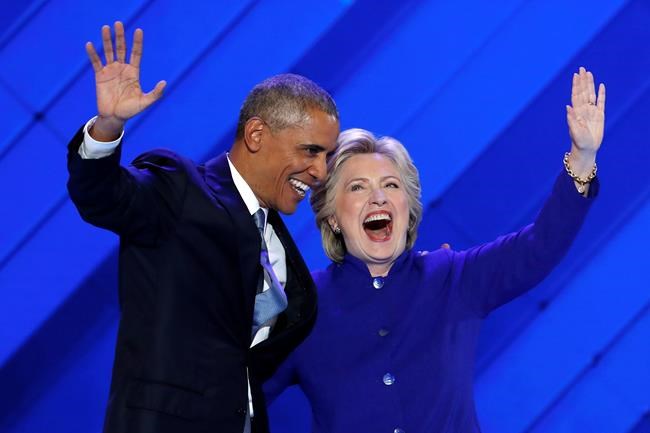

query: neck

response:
[229,141,265,204]
[366,262,393,277]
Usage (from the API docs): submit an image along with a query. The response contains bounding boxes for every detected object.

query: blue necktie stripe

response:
[251,209,288,337]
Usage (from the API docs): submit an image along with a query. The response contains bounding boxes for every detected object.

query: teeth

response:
[364,213,392,224]
[289,178,310,195]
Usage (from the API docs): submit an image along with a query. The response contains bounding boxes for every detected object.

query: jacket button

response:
[383,373,396,385]
[378,328,390,337]
[236,407,247,416]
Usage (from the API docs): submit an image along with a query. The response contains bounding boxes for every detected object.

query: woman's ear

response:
[327,216,341,234]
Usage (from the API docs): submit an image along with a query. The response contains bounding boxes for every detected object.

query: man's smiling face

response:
[254,108,339,214]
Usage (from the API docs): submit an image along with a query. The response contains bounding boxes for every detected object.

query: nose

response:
[370,187,387,206]
[308,154,328,183]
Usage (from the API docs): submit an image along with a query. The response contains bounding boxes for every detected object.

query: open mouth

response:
[363,211,393,241]
[289,178,310,198]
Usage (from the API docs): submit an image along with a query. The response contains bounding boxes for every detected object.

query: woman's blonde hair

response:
[310,128,423,262]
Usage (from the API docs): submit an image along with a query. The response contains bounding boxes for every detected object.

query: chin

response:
[280,198,303,215]
[365,247,398,261]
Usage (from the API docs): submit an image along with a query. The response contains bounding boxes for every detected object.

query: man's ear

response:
[243,117,265,153]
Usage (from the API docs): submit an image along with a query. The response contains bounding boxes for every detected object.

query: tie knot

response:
[252,209,266,236]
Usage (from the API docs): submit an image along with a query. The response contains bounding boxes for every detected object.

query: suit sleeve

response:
[66,125,188,245]
[449,170,598,317]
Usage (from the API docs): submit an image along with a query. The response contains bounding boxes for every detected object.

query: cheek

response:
[335,199,361,228]
[396,196,410,227]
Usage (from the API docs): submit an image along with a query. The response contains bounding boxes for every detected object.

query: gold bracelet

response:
[563,152,597,193]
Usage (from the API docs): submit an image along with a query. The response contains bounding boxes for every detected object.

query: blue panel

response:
[0,201,116,367]
[332,0,524,133]
[529,309,650,433]
[0,0,150,110]
[475,198,650,433]
[113,0,348,164]
[2,1,649,432]
[291,0,426,95]
[0,0,44,48]
[2,318,118,433]
[288,0,627,264]
[44,0,257,141]
[435,1,650,245]
[399,0,627,203]
[475,70,650,373]
[628,413,650,433]
[414,0,650,375]
[0,248,118,429]
[0,0,258,364]
[0,122,67,265]
[0,0,350,424]
[0,83,32,156]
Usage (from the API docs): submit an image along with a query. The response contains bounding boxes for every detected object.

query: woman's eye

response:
[350,184,363,191]
[386,182,399,188]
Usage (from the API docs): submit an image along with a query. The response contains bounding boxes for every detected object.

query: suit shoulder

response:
[131,148,198,174]
[412,248,455,272]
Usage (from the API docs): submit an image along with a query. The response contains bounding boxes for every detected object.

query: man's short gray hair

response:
[236,74,339,138]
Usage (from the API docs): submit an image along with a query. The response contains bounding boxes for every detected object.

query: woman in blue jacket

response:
[264,67,605,433]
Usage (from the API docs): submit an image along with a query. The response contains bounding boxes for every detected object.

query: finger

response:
[597,83,606,113]
[115,21,126,63]
[129,28,144,68]
[586,71,596,105]
[101,24,114,64]
[578,67,589,105]
[566,104,584,125]
[566,105,580,133]
[85,41,103,73]
[571,72,579,107]
[142,80,167,107]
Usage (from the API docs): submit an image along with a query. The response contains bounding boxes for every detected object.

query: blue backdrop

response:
[1,1,648,432]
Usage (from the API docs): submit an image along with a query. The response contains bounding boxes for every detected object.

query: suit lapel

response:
[202,154,316,345]
[267,210,313,292]
[203,153,260,334]
[267,210,317,333]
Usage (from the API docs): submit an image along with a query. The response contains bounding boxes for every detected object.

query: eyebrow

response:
[344,175,401,185]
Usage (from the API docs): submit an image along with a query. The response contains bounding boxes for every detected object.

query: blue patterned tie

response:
[251,209,288,337]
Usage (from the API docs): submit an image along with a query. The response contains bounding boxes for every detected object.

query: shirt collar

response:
[227,154,268,220]
[340,248,413,278]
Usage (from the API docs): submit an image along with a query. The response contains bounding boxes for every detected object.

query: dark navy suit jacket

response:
[67,126,317,433]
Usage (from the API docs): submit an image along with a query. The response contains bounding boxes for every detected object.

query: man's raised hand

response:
[85,21,166,140]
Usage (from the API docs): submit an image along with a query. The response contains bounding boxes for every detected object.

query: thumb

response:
[142,80,167,107]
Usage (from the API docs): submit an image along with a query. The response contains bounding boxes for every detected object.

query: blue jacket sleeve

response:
[449,170,598,316]
[262,349,299,406]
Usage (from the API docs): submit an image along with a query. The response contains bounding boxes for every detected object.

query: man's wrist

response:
[80,116,123,159]
[89,115,125,142]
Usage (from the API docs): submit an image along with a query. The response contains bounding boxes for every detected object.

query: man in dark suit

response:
[66,22,339,433]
